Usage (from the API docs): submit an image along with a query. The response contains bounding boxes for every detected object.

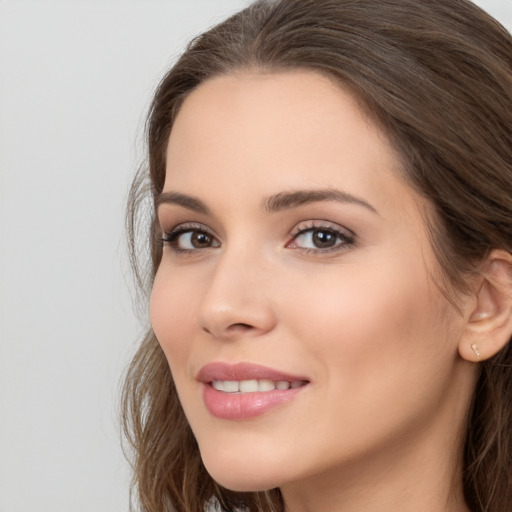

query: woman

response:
[122,1,512,511]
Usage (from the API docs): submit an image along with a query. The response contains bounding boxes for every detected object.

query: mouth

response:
[211,379,307,393]
[197,362,310,419]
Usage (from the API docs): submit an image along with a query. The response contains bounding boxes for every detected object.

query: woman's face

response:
[151,71,474,497]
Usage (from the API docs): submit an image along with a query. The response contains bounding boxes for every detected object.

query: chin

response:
[201,450,283,492]
[207,470,278,493]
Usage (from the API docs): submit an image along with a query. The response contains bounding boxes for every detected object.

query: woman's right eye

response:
[162,226,221,253]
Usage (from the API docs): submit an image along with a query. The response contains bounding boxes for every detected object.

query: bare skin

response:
[149,70,505,512]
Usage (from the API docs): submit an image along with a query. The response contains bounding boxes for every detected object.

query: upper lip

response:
[196,362,309,383]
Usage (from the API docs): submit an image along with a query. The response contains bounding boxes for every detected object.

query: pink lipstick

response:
[197,362,309,420]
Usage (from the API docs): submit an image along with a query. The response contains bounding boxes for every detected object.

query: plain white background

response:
[0,1,510,510]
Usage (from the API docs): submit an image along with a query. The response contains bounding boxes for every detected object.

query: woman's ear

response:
[459,250,512,363]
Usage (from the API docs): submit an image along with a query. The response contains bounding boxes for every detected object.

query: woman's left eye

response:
[287,224,355,252]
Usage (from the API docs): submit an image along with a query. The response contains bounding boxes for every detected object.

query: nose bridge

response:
[196,241,276,339]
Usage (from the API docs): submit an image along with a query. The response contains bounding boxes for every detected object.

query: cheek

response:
[282,249,454,395]
[269,255,462,464]
[149,265,199,369]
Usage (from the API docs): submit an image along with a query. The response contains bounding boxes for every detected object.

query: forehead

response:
[167,71,387,163]
[164,70,425,220]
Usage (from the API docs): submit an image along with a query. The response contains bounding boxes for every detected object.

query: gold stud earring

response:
[471,343,481,359]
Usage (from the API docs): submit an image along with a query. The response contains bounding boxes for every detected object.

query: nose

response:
[196,247,277,340]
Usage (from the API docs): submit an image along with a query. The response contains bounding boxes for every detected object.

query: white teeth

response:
[239,379,258,393]
[211,379,305,393]
[258,379,276,392]
[212,380,224,391]
[223,381,239,393]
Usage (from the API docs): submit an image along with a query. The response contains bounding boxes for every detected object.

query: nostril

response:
[201,322,253,338]
[230,323,254,331]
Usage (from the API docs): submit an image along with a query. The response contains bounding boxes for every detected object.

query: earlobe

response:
[459,250,512,362]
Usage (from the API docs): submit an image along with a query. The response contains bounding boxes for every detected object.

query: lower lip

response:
[202,384,306,420]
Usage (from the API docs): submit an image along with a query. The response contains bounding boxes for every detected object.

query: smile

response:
[211,379,306,393]
[197,362,310,419]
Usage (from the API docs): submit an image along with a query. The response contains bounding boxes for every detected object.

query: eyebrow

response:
[155,188,377,215]
[263,189,378,214]
[156,191,211,214]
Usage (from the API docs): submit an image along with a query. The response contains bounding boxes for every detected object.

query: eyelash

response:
[160,223,218,255]
[160,221,356,256]
[287,221,356,253]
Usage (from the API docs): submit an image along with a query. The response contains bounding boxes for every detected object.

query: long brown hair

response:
[122,1,512,510]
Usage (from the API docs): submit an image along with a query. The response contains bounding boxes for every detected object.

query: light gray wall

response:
[0,1,510,510]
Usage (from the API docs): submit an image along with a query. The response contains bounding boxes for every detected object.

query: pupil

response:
[191,232,211,248]
[313,230,336,248]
